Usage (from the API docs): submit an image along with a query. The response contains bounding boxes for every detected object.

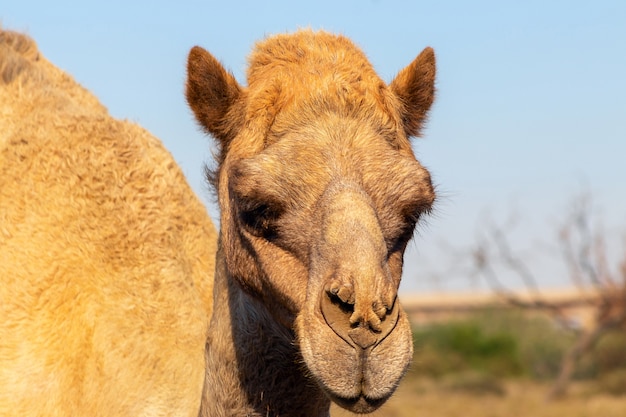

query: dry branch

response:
[469,193,626,399]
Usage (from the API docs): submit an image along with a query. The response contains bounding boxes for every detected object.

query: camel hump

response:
[0,28,108,116]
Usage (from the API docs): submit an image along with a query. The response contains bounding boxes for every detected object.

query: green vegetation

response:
[410,309,569,379]
[407,309,626,396]
[410,315,523,378]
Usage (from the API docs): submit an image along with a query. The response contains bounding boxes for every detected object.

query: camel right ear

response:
[390,47,436,138]
[186,46,242,143]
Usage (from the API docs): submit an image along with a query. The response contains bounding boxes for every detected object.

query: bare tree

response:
[469,193,626,399]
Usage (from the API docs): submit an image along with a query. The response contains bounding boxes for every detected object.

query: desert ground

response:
[332,379,626,417]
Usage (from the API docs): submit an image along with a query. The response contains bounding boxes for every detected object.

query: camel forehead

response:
[244,31,395,119]
[246,30,379,87]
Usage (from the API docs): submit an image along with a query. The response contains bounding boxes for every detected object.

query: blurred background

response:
[4,1,625,415]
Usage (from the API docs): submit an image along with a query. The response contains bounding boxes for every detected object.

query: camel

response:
[0,30,216,416]
[0,27,436,416]
[187,30,436,415]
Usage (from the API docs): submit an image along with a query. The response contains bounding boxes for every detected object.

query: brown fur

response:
[0,30,217,416]
[188,30,436,416]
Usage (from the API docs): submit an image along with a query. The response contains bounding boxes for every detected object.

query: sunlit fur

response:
[188,30,436,416]
[0,30,217,416]
[0,28,436,417]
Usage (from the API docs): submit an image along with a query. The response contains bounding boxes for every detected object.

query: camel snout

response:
[320,280,400,350]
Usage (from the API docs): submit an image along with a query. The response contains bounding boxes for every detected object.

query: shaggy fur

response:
[188,30,437,416]
[0,30,217,416]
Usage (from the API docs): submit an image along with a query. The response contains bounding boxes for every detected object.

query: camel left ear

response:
[390,47,436,138]
[186,46,243,145]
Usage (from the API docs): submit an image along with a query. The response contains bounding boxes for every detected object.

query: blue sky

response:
[4,1,625,293]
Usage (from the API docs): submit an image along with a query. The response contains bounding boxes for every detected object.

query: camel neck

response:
[199,256,331,417]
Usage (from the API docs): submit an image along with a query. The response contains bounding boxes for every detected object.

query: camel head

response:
[186,31,436,414]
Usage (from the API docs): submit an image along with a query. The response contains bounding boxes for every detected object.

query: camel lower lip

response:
[326,390,388,413]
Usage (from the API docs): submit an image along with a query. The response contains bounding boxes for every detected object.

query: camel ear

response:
[186,46,242,144]
[390,47,436,138]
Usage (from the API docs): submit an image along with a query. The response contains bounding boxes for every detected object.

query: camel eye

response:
[238,199,282,240]
[384,199,430,255]
[228,163,284,241]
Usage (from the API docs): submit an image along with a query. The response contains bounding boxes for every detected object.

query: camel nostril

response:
[372,301,390,320]
[327,293,355,317]
[325,281,355,306]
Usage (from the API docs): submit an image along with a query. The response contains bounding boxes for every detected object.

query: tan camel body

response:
[0,31,216,416]
[0,28,436,416]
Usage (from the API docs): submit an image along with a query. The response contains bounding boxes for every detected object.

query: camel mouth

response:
[296,299,412,413]
[325,390,388,414]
